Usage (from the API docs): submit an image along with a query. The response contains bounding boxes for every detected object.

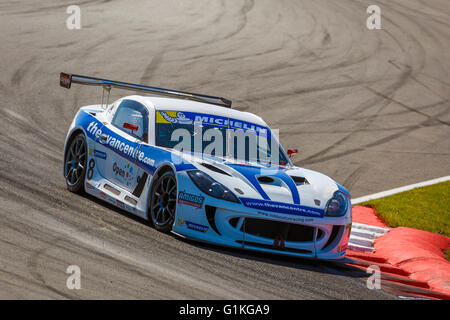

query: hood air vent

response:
[290,176,309,186]
[257,176,274,184]
[200,163,231,176]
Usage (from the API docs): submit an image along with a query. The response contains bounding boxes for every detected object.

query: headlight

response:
[325,191,349,217]
[187,170,240,203]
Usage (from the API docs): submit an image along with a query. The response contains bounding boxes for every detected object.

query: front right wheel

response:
[149,171,177,233]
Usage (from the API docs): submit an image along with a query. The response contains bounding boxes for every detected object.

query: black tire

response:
[149,171,177,233]
[64,133,88,193]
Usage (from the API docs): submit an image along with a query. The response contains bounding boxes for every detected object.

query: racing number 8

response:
[87,159,95,180]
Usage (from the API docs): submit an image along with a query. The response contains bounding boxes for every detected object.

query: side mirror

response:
[123,122,139,132]
[287,148,298,158]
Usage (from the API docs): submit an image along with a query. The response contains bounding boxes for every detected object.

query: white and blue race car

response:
[61,73,352,260]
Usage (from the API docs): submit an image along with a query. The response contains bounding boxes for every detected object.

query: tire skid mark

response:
[0,107,62,152]
[221,0,254,41]
[294,5,433,165]
[342,166,366,192]
[13,201,259,299]
[8,0,113,16]
[297,107,449,166]
[384,0,450,28]
[139,49,165,85]
[176,0,254,51]
[11,57,36,87]
[0,169,123,234]
[26,246,76,299]
[0,272,55,299]
[277,99,449,127]
[367,87,450,127]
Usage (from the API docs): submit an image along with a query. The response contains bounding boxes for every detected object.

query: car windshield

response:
[155,111,289,166]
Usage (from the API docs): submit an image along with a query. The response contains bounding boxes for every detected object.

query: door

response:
[95,99,149,194]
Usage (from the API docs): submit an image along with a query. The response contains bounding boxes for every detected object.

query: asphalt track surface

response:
[0,0,448,299]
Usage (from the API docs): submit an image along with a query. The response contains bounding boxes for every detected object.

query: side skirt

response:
[84,178,147,219]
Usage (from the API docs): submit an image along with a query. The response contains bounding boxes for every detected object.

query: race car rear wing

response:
[59,72,232,108]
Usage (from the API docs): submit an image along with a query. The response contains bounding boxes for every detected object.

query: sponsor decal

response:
[157,111,193,125]
[86,121,155,167]
[116,200,125,209]
[107,195,116,204]
[240,198,324,218]
[177,218,185,226]
[185,221,209,233]
[192,114,267,135]
[100,192,107,200]
[177,191,204,208]
[86,181,94,190]
[113,162,135,186]
[82,116,195,173]
[87,159,95,180]
[94,150,107,160]
[156,111,268,136]
[132,172,148,197]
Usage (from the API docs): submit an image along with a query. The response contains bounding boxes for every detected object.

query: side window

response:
[112,99,148,142]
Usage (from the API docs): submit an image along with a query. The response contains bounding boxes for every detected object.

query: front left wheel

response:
[64,133,87,193]
[149,171,177,233]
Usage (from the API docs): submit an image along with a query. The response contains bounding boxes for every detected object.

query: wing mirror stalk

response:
[287,148,298,158]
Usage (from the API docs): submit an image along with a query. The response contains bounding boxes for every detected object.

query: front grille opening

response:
[229,217,240,228]
[317,228,324,240]
[205,205,221,235]
[240,218,317,242]
[322,225,343,251]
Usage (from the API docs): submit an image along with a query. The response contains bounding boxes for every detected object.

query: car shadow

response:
[172,233,369,279]
[81,192,368,280]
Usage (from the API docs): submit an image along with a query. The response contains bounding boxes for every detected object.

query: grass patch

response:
[361,181,450,237]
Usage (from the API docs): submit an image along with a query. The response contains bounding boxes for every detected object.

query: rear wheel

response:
[64,133,87,193]
[149,171,177,233]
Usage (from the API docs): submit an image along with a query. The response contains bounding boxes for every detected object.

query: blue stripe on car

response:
[336,183,351,198]
[76,111,195,174]
[226,163,300,204]
[226,163,271,201]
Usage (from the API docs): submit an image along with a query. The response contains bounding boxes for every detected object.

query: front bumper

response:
[173,172,352,260]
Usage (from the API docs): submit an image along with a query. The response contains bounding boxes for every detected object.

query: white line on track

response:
[351,176,450,205]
